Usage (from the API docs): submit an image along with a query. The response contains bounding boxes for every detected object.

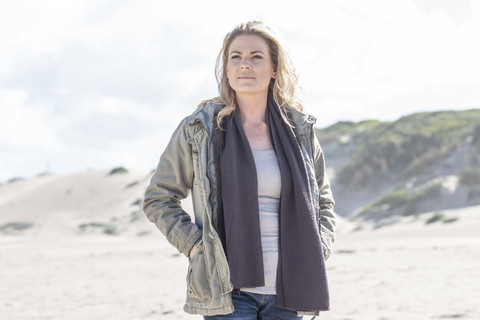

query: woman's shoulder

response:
[196,97,226,113]
[184,97,226,124]
[285,105,316,125]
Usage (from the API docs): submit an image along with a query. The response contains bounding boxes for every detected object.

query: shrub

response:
[78,222,118,235]
[425,212,459,225]
[125,181,139,188]
[0,222,34,232]
[131,199,142,206]
[109,167,128,175]
[426,212,445,224]
[443,217,459,224]
[7,177,25,183]
[103,225,118,235]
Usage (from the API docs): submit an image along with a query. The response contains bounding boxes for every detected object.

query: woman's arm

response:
[143,119,202,257]
[312,133,336,260]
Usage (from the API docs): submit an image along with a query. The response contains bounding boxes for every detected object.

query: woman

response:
[144,21,336,319]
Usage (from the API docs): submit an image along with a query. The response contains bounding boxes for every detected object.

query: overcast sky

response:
[1,0,480,182]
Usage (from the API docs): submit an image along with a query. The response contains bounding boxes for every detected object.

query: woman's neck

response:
[235,92,268,124]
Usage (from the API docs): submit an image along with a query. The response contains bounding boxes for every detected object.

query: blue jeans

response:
[204,290,302,320]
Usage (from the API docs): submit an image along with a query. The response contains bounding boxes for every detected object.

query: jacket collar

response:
[286,105,316,126]
[187,100,316,130]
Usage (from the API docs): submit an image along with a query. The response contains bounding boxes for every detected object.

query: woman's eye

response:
[231,55,241,60]
[253,55,263,59]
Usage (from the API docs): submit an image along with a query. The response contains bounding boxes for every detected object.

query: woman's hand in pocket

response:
[189,246,199,258]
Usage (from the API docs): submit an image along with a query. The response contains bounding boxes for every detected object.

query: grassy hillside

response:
[316,109,480,220]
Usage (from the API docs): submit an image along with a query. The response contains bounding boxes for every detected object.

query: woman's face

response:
[226,34,276,98]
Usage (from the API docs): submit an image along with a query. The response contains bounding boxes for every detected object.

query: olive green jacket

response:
[143,101,336,316]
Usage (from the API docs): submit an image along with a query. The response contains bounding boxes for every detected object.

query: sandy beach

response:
[1,170,479,319]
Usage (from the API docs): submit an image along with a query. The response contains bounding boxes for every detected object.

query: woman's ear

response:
[272,67,277,79]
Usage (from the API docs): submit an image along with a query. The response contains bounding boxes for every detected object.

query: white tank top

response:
[241,149,281,295]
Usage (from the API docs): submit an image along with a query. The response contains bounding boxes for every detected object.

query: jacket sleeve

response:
[312,132,336,261]
[143,119,202,257]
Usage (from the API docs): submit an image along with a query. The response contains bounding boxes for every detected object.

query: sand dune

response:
[0,169,156,237]
[0,170,479,319]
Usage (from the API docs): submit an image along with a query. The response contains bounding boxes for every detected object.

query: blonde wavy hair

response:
[211,21,302,128]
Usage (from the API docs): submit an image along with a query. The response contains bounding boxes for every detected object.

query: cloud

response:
[414,0,474,25]
[0,89,61,149]
[293,0,480,125]
[0,0,479,181]
[0,89,62,181]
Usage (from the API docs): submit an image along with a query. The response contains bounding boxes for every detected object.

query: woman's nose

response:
[240,58,251,69]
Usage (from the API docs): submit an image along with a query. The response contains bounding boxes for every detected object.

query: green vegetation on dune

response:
[425,211,459,225]
[315,120,381,145]
[358,183,442,219]
[109,167,129,175]
[0,222,34,233]
[78,222,118,235]
[316,109,480,190]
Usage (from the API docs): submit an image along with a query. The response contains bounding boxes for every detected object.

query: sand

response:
[1,170,479,319]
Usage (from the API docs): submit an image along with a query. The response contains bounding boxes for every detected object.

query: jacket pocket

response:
[186,242,212,301]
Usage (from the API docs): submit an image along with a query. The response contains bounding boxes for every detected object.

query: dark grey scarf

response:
[220,93,330,312]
